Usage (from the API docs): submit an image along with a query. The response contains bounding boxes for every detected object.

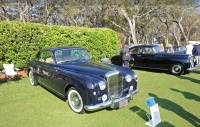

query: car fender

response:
[60,70,99,106]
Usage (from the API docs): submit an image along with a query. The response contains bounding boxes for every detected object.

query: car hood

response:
[57,61,116,78]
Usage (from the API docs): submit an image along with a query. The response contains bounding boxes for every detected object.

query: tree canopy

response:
[1,0,200,46]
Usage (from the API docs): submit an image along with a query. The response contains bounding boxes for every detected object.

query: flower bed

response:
[0,71,27,80]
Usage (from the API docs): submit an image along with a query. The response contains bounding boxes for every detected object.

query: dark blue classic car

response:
[28,47,138,113]
[111,45,195,75]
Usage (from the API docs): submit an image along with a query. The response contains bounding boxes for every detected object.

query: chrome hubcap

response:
[70,92,82,110]
[29,71,34,85]
[172,65,181,74]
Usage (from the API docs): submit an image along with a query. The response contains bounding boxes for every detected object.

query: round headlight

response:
[102,94,108,102]
[99,81,106,90]
[129,86,133,91]
[125,74,132,82]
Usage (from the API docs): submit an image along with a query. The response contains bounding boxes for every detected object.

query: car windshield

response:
[55,48,91,64]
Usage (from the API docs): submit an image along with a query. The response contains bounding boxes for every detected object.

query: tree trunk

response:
[0,6,9,21]
[165,37,169,46]
[131,17,138,45]
[20,13,25,22]
[178,21,189,45]
[121,8,138,46]
[127,17,134,44]
[172,24,181,46]
[173,35,180,46]
[70,17,78,26]
[18,0,32,23]
[0,15,9,21]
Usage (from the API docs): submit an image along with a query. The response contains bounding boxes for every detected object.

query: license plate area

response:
[118,99,128,108]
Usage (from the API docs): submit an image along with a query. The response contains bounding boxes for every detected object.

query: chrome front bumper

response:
[186,67,196,71]
[84,89,139,111]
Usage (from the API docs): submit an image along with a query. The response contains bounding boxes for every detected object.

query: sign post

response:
[145,98,161,127]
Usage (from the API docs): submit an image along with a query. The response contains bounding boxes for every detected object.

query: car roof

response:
[129,45,159,49]
[173,46,184,47]
[42,46,84,52]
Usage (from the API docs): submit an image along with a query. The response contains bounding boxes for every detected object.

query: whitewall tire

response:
[67,87,85,114]
[29,70,38,86]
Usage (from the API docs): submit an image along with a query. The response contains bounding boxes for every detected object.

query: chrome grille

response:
[106,71,123,98]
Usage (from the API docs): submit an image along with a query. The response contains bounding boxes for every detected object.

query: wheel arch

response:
[27,68,31,76]
[64,79,89,106]
[65,84,74,98]
[27,66,35,76]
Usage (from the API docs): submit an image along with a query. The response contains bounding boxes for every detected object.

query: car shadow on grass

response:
[38,85,114,114]
[38,85,109,114]
[178,75,200,84]
[170,88,200,102]
[129,106,149,121]
[86,107,110,114]
[148,93,200,126]
[190,70,200,74]
[129,106,175,127]
[190,66,200,74]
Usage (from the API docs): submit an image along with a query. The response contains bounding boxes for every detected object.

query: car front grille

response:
[106,71,123,98]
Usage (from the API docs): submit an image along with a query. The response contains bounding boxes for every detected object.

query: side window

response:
[55,50,64,63]
[141,47,154,54]
[36,52,45,62]
[146,47,154,53]
[139,48,147,53]
[139,48,145,53]
[130,48,139,54]
[39,51,54,64]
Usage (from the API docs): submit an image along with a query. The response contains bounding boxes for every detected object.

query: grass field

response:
[0,68,200,127]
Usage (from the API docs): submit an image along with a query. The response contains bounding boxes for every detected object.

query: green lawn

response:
[0,68,200,127]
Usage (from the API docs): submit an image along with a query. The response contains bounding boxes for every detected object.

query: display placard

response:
[145,103,161,127]
[145,97,156,107]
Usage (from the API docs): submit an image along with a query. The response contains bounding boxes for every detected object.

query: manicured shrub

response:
[0,22,120,70]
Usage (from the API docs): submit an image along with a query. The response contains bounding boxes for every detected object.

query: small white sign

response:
[145,103,161,127]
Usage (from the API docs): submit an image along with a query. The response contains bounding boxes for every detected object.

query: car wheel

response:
[67,87,85,114]
[170,63,184,75]
[29,69,38,86]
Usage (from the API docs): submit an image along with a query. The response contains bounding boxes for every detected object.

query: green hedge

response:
[0,22,120,70]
